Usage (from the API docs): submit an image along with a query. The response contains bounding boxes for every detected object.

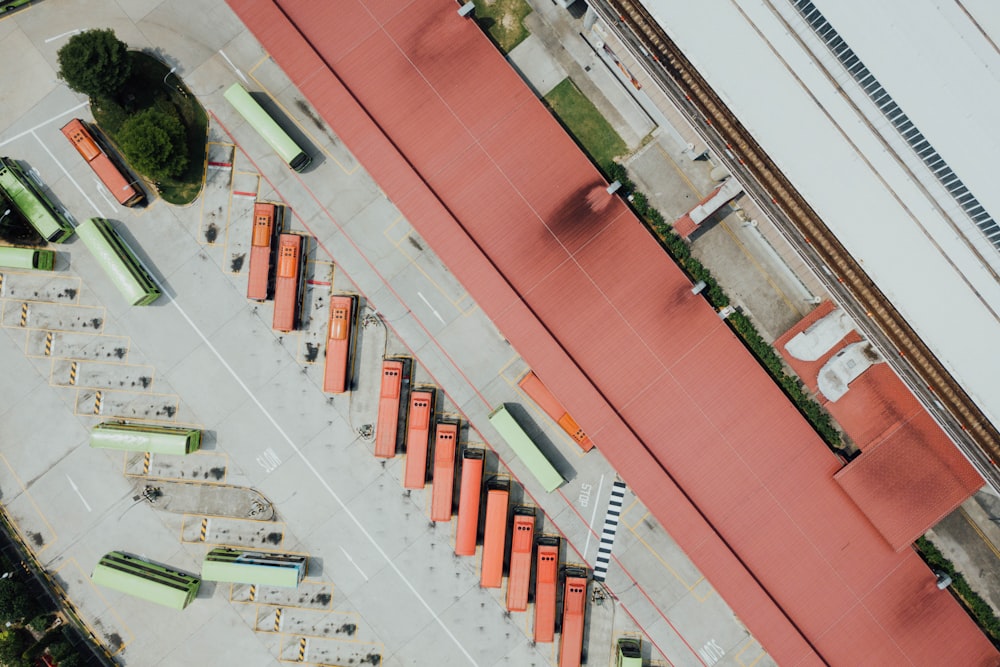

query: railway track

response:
[588,0,1000,491]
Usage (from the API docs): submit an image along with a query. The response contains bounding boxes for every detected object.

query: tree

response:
[0,579,35,624]
[57,29,131,99]
[0,629,29,667]
[118,109,189,180]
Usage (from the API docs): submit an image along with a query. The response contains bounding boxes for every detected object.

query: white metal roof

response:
[640,0,1000,429]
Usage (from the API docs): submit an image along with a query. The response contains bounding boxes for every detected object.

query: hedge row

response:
[607,163,843,450]
[915,537,1000,645]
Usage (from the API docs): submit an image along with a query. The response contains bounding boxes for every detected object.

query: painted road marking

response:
[256,447,282,473]
[581,475,605,560]
[340,546,368,581]
[218,49,248,84]
[44,29,82,43]
[417,291,446,325]
[65,474,91,512]
[593,479,626,582]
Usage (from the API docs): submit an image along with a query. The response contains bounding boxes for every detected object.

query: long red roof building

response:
[226,0,998,663]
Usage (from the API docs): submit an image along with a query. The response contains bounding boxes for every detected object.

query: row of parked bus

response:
[358,358,590,667]
[91,547,306,611]
[0,121,161,306]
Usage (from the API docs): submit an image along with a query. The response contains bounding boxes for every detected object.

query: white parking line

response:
[44,29,82,44]
[0,102,87,147]
[417,291,446,325]
[218,49,248,85]
[31,130,108,218]
[166,294,478,666]
[340,547,368,581]
[65,474,91,512]
[582,474,605,560]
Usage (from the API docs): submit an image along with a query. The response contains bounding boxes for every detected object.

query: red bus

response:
[481,477,510,588]
[374,359,405,458]
[60,119,144,207]
[323,295,357,394]
[518,371,593,451]
[454,448,484,556]
[272,233,304,332]
[558,566,589,667]
[247,202,281,301]
[506,507,535,612]
[403,390,434,489]
[430,421,458,521]
[534,535,560,643]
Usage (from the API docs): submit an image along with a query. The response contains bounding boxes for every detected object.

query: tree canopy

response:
[0,579,35,625]
[118,109,189,181]
[57,28,131,99]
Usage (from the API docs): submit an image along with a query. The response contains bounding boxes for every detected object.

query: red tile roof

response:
[226,1,998,664]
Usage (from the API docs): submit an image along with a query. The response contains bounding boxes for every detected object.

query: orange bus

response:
[534,535,560,643]
[506,507,535,612]
[454,448,485,556]
[374,359,405,458]
[430,421,458,521]
[323,295,357,394]
[247,202,281,301]
[60,119,144,207]
[403,390,434,489]
[518,371,593,451]
[558,566,589,667]
[272,233,304,332]
[481,477,510,588]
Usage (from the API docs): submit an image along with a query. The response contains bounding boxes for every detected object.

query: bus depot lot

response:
[0,2,771,666]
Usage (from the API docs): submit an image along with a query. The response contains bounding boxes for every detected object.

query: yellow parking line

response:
[718,219,805,317]
[0,453,57,554]
[655,142,703,198]
[960,506,1000,561]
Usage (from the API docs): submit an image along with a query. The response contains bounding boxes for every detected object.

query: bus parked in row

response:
[90,422,202,455]
[403,389,434,489]
[489,405,565,492]
[201,548,305,588]
[506,507,535,612]
[518,371,593,451]
[480,477,510,588]
[430,420,459,521]
[75,217,160,305]
[534,535,560,643]
[0,157,74,242]
[60,119,144,207]
[559,566,589,667]
[455,447,485,557]
[91,551,200,610]
[0,246,54,271]
[224,83,312,172]
[374,359,406,458]
[246,202,282,301]
[272,233,304,331]
[323,295,358,394]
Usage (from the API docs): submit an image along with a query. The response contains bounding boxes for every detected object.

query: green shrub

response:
[118,108,189,180]
[27,614,51,633]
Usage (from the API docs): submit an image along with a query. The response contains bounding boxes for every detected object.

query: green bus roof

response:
[90,422,201,455]
[223,83,310,170]
[92,553,199,610]
[0,246,54,271]
[202,548,305,587]
[488,405,565,492]
[75,218,160,305]
[0,157,74,242]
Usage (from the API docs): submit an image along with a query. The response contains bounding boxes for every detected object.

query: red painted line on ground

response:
[210,110,703,666]
[232,190,257,197]
[208,160,233,167]
[307,279,331,286]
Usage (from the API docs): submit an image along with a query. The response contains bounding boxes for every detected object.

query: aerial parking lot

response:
[0,1,777,666]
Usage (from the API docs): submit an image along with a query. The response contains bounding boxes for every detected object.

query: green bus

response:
[75,217,160,305]
[90,422,202,455]
[223,83,311,172]
[0,246,54,270]
[0,157,74,242]
[0,0,33,12]
[91,551,200,610]
[201,548,306,588]
[616,637,643,667]
[488,405,565,492]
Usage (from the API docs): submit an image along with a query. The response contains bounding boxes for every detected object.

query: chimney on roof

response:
[934,570,952,590]
[458,1,475,17]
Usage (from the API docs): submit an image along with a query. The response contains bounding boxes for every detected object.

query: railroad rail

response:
[588,0,1000,491]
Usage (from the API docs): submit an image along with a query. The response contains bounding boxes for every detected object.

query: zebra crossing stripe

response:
[593,480,626,582]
